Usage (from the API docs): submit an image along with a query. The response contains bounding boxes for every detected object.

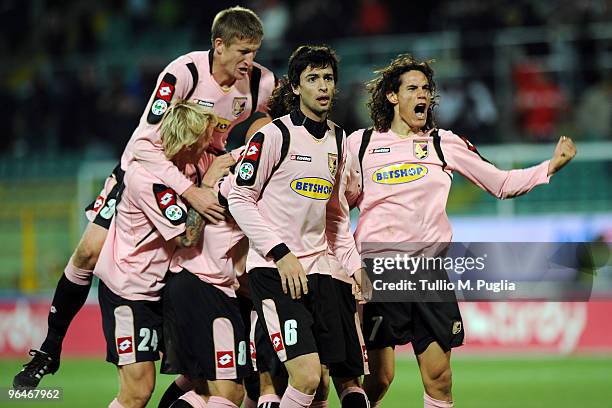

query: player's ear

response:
[292,84,300,96]
[386,91,398,105]
[213,38,224,55]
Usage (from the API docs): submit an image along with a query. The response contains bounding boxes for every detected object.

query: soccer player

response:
[13,6,275,388]
[96,100,216,408]
[228,45,366,408]
[160,147,250,408]
[347,54,576,407]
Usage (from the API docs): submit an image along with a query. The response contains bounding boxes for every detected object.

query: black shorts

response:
[251,312,287,377]
[248,268,345,365]
[98,280,163,366]
[363,300,464,355]
[161,270,249,381]
[329,279,369,378]
[85,163,125,229]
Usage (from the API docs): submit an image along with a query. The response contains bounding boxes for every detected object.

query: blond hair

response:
[159,100,218,159]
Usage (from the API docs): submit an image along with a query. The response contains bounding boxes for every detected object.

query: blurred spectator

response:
[513,62,567,142]
[356,0,390,35]
[576,73,612,140]
[256,0,290,50]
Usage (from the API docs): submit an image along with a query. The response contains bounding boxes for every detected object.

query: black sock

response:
[40,274,92,358]
[158,381,187,408]
[342,392,369,408]
[169,400,192,408]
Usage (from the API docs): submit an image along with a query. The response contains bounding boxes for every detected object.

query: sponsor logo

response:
[93,196,104,212]
[232,97,248,117]
[244,142,261,161]
[195,100,215,108]
[117,336,133,354]
[99,199,116,220]
[328,153,338,177]
[250,341,256,359]
[290,154,312,162]
[156,80,175,101]
[270,332,284,352]
[216,351,235,368]
[370,147,391,154]
[215,118,232,133]
[372,163,428,185]
[290,177,333,200]
[50,306,57,314]
[460,135,477,152]
[413,141,429,159]
[362,345,368,362]
[452,321,462,335]
[239,163,255,181]
[151,99,168,116]
[156,190,175,209]
[165,205,183,221]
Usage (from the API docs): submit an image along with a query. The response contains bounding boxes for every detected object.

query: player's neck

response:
[390,117,421,138]
[211,62,237,88]
[291,107,329,139]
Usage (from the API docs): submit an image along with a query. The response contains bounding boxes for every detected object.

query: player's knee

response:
[72,240,101,270]
[376,364,395,391]
[292,369,321,394]
[121,384,154,408]
[220,383,245,407]
[423,366,452,397]
[314,372,330,400]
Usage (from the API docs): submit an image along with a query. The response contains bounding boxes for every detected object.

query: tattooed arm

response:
[174,207,204,248]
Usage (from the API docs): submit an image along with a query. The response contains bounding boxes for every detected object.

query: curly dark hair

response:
[268,45,339,119]
[366,54,438,132]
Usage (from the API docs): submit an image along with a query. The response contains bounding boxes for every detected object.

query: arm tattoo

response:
[180,207,204,247]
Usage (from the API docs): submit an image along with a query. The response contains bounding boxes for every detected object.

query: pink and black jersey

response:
[347,128,551,254]
[121,50,275,195]
[228,110,361,277]
[94,162,190,301]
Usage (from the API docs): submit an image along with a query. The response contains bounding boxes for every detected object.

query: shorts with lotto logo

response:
[85,164,125,229]
[248,268,345,366]
[250,311,287,377]
[98,280,163,366]
[363,299,464,355]
[329,279,369,378]
[161,270,249,381]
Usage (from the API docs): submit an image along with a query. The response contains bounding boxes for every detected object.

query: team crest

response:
[232,97,248,117]
[452,321,462,335]
[413,141,429,159]
[328,153,338,177]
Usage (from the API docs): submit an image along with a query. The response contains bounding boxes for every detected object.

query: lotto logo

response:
[362,345,369,363]
[270,332,284,352]
[250,341,256,359]
[159,192,173,206]
[156,81,175,101]
[117,337,133,354]
[216,351,235,368]
[244,142,261,161]
[156,189,175,209]
[93,196,104,211]
[159,86,171,97]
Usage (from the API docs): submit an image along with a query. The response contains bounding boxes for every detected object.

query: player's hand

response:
[548,136,577,176]
[352,268,373,304]
[202,153,236,187]
[182,185,226,224]
[276,252,308,299]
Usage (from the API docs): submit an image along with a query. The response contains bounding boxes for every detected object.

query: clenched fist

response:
[548,136,577,176]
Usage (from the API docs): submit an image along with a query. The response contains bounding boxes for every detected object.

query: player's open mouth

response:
[238,67,249,75]
[317,96,330,104]
[414,103,427,119]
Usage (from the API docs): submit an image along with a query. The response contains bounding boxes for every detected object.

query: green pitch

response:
[1,355,611,407]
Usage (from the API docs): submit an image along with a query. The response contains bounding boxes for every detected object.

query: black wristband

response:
[268,243,291,262]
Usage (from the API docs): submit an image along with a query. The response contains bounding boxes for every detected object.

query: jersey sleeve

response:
[326,131,362,276]
[227,125,285,258]
[345,130,365,207]
[130,167,188,241]
[442,130,551,199]
[130,56,197,195]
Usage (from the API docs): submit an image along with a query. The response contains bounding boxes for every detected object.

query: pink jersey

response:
[347,128,551,255]
[94,162,189,301]
[228,111,361,276]
[170,153,247,297]
[120,50,275,195]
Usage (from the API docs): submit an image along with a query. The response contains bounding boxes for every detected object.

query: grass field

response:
[1,355,612,407]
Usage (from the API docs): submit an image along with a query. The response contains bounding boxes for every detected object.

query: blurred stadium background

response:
[1,0,611,407]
